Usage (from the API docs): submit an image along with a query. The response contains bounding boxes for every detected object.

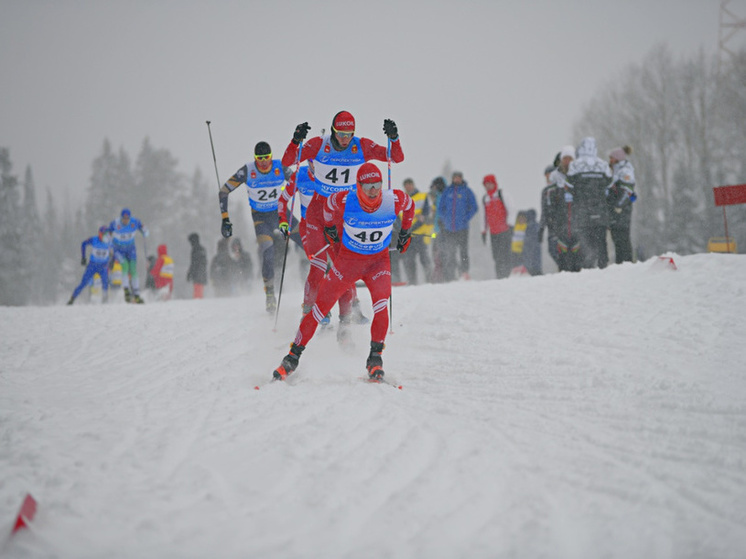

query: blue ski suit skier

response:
[108,208,149,303]
[67,226,113,305]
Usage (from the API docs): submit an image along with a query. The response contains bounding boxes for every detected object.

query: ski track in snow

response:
[1,254,746,558]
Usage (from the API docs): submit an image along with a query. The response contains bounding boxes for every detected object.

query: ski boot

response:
[336,314,354,350]
[273,343,305,380]
[66,296,75,306]
[124,287,132,303]
[351,299,369,325]
[133,293,144,304]
[366,341,385,381]
[265,284,277,314]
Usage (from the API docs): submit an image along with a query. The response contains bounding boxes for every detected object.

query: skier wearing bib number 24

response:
[281,111,403,326]
[218,141,301,313]
[272,162,414,383]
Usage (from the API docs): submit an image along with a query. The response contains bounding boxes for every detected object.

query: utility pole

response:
[718,0,746,76]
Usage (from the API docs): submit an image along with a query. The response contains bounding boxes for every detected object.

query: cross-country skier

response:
[218,141,301,313]
[108,208,148,303]
[67,226,113,305]
[281,111,403,327]
[271,162,414,383]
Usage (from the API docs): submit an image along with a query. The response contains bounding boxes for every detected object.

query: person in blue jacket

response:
[67,226,113,305]
[437,171,478,281]
[108,207,148,303]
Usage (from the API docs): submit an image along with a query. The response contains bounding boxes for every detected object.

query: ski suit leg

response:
[252,209,276,286]
[360,252,392,344]
[72,264,101,300]
[294,253,360,348]
[115,250,130,290]
[301,221,328,309]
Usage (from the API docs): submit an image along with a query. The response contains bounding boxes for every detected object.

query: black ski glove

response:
[383,119,398,140]
[81,256,87,266]
[221,217,233,238]
[293,122,311,144]
[323,225,339,245]
[397,228,411,253]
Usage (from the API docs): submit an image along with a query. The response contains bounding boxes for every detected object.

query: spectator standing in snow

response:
[481,174,512,279]
[565,137,613,269]
[522,209,542,276]
[549,147,582,272]
[186,233,207,299]
[437,171,478,281]
[428,176,447,283]
[210,238,235,297]
[149,244,175,301]
[400,178,433,284]
[67,226,112,305]
[539,161,562,269]
[607,145,636,264]
[230,237,254,294]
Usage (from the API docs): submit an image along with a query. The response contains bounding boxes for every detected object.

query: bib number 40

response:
[354,230,383,244]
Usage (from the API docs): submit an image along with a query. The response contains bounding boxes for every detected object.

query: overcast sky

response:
[2,0,745,215]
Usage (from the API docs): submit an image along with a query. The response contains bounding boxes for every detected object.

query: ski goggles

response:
[333,127,354,139]
[255,154,272,161]
[360,181,383,192]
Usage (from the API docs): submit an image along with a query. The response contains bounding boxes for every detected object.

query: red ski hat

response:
[356,162,383,212]
[357,162,383,185]
[483,174,498,191]
[332,110,355,133]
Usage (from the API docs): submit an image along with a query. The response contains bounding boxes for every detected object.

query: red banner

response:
[713,184,746,207]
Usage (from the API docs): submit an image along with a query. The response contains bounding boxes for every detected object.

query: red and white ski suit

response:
[292,188,413,348]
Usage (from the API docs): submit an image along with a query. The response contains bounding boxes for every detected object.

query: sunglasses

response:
[255,154,272,161]
[333,127,353,139]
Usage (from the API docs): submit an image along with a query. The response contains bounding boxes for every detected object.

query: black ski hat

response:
[254,141,271,156]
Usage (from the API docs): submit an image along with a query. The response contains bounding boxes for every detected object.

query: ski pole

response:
[206,121,222,190]
[274,134,305,330]
[387,137,394,334]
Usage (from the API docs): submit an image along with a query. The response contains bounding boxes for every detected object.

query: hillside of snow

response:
[2,253,745,559]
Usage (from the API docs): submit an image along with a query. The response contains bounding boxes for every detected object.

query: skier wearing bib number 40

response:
[218,141,302,313]
[281,111,403,327]
[272,162,414,383]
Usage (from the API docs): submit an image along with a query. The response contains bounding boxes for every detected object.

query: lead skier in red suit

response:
[281,111,404,325]
[272,162,414,382]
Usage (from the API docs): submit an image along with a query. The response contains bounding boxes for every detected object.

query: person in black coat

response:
[186,233,208,299]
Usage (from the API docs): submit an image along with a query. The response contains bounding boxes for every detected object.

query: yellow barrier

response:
[707,237,737,253]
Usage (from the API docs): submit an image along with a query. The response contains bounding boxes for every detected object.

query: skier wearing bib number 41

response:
[281,111,404,327]
[218,141,302,313]
[272,162,414,383]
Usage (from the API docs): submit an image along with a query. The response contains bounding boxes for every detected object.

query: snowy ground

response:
[2,253,745,559]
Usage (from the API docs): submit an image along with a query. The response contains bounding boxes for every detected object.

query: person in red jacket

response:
[149,244,174,300]
[481,174,512,279]
[281,111,403,325]
[272,162,414,383]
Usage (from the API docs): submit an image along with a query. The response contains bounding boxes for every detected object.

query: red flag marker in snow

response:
[657,256,677,270]
[11,493,37,534]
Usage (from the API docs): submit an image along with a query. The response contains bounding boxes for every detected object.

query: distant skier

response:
[271,163,414,383]
[108,207,148,303]
[67,226,112,305]
[281,111,403,324]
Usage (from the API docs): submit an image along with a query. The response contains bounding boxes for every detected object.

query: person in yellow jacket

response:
[400,178,433,284]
